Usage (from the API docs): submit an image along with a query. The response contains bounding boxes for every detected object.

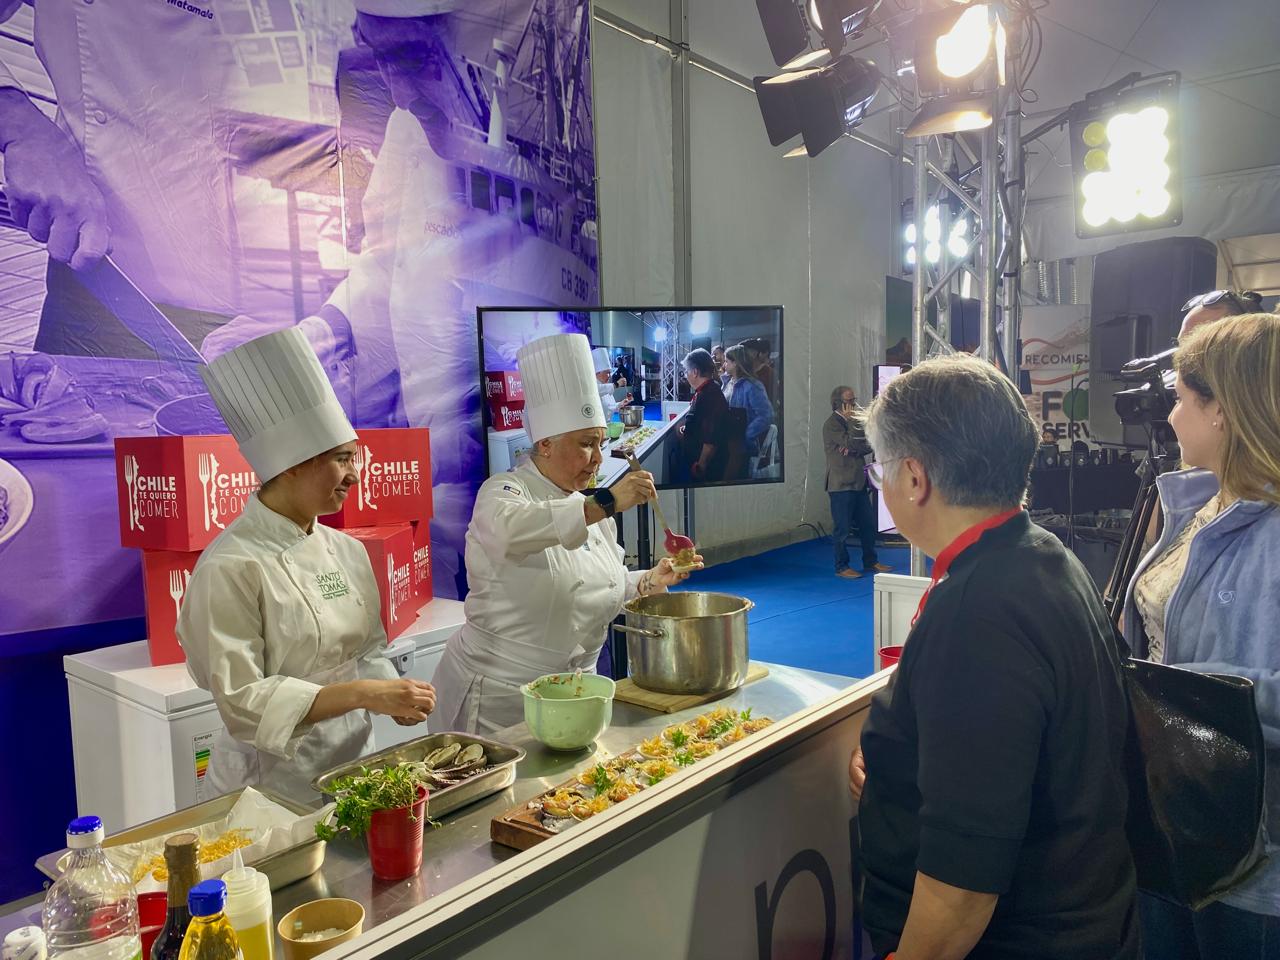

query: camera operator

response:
[1121,313,1280,957]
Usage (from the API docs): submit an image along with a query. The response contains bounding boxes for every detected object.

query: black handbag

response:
[1116,633,1269,909]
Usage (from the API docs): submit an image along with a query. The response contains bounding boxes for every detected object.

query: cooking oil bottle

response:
[176,882,240,960]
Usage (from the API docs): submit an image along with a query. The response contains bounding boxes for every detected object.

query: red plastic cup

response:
[137,892,168,960]
[878,645,905,670]
[366,786,428,881]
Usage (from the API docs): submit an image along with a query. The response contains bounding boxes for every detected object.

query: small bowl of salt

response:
[277,898,365,960]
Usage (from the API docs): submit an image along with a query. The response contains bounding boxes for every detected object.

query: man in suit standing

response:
[825,386,891,578]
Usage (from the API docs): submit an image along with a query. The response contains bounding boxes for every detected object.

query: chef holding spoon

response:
[430,333,703,735]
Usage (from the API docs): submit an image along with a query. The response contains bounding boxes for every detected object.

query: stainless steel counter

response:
[2,663,855,947]
[269,662,852,937]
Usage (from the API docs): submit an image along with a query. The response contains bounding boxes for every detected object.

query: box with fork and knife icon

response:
[320,427,432,529]
[139,548,202,665]
[113,436,258,552]
[343,523,417,643]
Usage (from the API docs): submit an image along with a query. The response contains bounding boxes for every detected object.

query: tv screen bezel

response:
[475,304,786,491]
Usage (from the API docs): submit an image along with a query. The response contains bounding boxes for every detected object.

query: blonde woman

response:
[1122,313,1280,957]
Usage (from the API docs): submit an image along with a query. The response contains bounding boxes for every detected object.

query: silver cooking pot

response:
[614,592,753,696]
[618,405,645,428]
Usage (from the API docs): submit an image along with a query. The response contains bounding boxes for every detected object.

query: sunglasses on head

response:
[1180,289,1263,314]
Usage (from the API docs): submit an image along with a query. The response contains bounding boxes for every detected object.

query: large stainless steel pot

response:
[614,592,753,695]
[618,405,645,428]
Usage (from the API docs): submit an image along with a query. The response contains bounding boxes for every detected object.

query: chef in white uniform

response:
[592,347,631,417]
[177,328,436,803]
[430,334,701,735]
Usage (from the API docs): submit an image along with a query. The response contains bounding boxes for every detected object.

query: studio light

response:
[756,0,812,68]
[754,55,880,158]
[1068,74,1181,239]
[756,0,880,71]
[809,0,882,56]
[904,93,992,137]
[903,3,1005,138]
[902,199,972,274]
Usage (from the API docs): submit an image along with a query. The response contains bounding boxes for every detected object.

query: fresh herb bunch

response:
[673,749,696,767]
[315,762,432,841]
[590,764,614,795]
[669,728,690,749]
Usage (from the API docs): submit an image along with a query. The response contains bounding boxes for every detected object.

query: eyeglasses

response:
[867,458,904,489]
[1180,289,1263,314]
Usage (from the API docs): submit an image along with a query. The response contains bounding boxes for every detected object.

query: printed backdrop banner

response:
[0,0,598,635]
[1020,304,1093,446]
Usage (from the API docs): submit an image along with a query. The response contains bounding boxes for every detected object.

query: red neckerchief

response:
[911,507,1024,628]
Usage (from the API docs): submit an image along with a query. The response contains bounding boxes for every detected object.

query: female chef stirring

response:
[592,347,631,416]
[177,328,436,802]
[431,333,701,734]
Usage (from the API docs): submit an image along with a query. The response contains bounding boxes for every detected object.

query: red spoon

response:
[625,453,696,559]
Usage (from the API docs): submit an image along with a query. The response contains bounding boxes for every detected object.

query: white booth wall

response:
[593,1,896,558]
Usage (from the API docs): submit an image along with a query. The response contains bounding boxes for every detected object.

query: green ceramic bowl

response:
[607,421,625,440]
[521,672,616,751]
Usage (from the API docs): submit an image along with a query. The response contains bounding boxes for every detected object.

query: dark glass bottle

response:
[150,833,200,960]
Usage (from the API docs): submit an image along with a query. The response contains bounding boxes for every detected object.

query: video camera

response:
[1114,345,1176,429]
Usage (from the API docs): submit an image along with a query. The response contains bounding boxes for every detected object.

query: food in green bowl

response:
[521,672,616,751]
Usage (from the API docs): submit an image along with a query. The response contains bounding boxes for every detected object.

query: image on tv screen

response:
[477,306,784,490]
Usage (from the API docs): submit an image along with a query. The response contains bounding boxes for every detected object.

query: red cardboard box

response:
[487,400,525,432]
[140,549,202,666]
[322,427,433,529]
[410,520,433,613]
[484,370,524,403]
[115,436,259,552]
[346,524,416,642]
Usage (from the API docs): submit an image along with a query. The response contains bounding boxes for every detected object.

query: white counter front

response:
[64,598,465,833]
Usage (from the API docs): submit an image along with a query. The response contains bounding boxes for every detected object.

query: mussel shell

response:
[424,742,462,769]
[458,743,486,765]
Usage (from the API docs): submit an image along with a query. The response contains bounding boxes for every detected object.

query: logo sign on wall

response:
[0,0,598,636]
[1020,305,1093,445]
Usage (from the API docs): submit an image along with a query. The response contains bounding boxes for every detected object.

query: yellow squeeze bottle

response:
[221,850,273,960]
[178,881,241,960]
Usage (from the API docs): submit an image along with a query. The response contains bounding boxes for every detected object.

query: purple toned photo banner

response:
[0,0,598,635]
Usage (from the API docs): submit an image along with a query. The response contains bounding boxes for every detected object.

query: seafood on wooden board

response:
[524,707,773,833]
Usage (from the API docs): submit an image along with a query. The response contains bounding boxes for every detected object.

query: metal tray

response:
[36,788,326,892]
[312,732,525,820]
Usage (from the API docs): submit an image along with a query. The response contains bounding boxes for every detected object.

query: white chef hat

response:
[517,334,606,443]
[201,327,357,482]
[352,0,460,15]
[590,347,611,373]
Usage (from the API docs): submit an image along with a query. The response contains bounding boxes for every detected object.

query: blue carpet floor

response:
[677,538,914,680]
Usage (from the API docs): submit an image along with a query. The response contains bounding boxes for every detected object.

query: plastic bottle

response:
[42,816,141,960]
[3,926,47,960]
[221,850,272,960]
[149,834,200,960]
[177,881,241,960]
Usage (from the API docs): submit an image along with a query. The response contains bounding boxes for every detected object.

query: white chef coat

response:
[0,0,238,314]
[178,494,395,803]
[598,380,623,416]
[429,460,656,736]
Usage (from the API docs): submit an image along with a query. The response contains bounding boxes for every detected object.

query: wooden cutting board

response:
[612,662,769,713]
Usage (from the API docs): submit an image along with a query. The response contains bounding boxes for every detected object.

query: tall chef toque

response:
[517,334,607,443]
[201,327,357,482]
[590,347,611,373]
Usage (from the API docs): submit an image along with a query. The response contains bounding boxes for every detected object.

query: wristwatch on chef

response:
[590,487,617,518]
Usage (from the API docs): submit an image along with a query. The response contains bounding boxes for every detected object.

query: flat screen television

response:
[477,306,784,490]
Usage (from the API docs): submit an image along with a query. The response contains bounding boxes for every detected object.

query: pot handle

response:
[612,623,662,639]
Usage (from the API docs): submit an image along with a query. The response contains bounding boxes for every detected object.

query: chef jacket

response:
[0,0,239,315]
[178,494,395,799]
[429,459,656,735]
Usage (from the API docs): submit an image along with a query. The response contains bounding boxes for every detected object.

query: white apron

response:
[429,463,637,736]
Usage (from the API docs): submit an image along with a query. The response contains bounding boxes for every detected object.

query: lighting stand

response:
[907,8,1024,575]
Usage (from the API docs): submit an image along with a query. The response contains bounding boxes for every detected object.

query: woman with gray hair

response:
[848,355,1138,960]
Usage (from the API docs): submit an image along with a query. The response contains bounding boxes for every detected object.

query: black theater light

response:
[754,56,880,158]
[1068,73,1182,239]
[756,0,813,68]
[808,0,882,56]
[903,2,1006,138]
